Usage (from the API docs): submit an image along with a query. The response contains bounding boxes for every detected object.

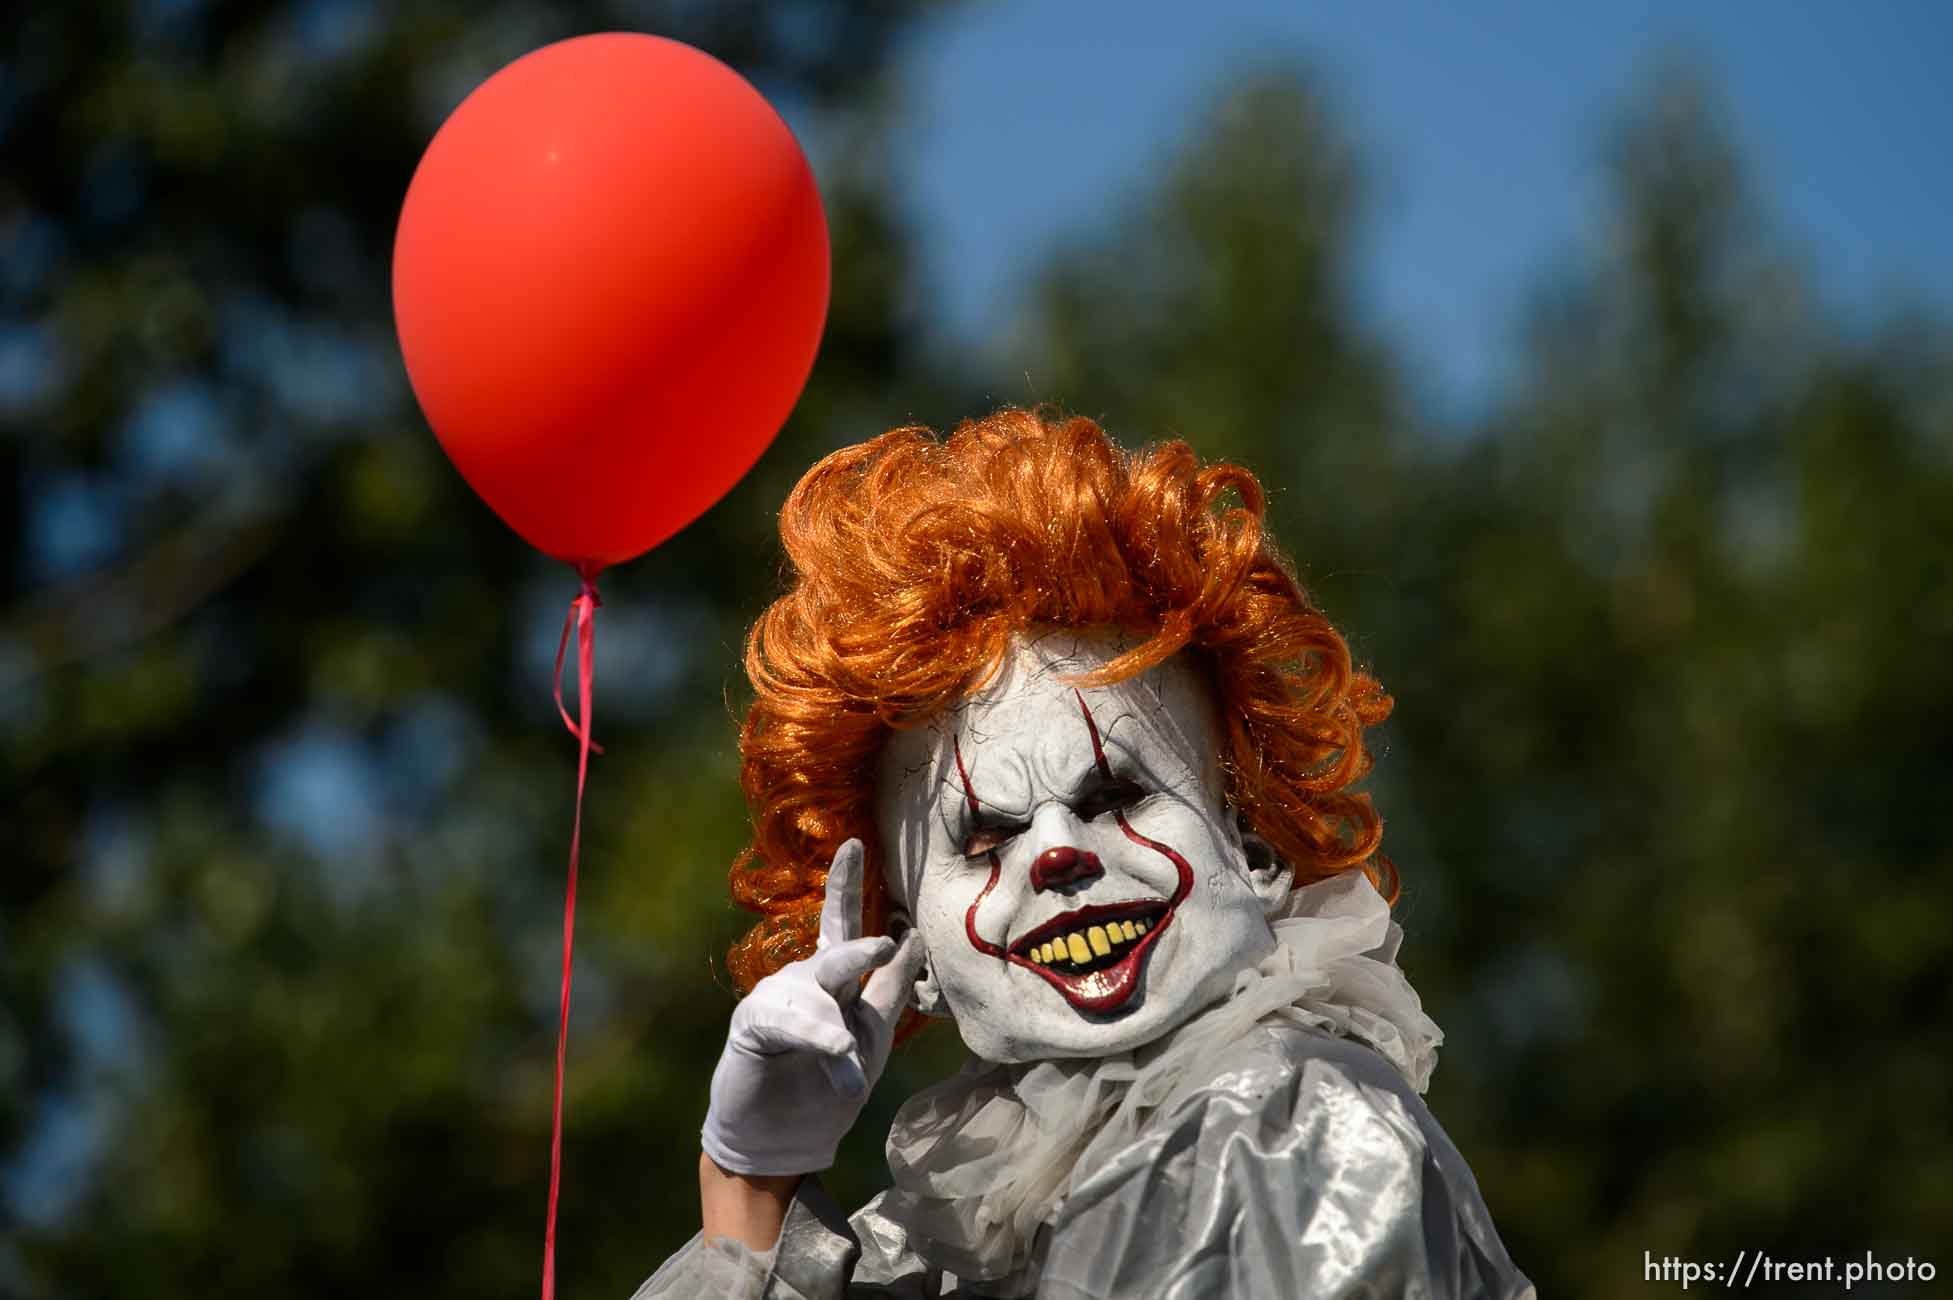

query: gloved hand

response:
[701,838,923,1176]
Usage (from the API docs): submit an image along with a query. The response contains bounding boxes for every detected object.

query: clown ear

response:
[1236,813,1295,916]
[886,905,951,1018]
[911,960,950,1019]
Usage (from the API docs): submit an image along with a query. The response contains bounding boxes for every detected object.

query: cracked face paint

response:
[876,630,1288,1063]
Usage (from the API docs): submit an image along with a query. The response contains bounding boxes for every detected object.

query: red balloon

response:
[393,33,830,569]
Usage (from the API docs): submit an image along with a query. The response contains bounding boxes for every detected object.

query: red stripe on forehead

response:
[951,735,980,815]
[1074,689,1113,779]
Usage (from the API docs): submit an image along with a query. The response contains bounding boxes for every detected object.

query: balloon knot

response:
[576,561,604,608]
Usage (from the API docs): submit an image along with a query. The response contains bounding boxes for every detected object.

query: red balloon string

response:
[543,563,601,1300]
[552,573,605,756]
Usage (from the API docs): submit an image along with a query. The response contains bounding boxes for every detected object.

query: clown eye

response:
[963,821,1027,858]
[1073,778,1145,823]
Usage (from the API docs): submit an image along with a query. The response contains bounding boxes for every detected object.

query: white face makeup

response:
[875,630,1293,1063]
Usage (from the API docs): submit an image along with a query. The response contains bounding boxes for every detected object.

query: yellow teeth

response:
[1025,916,1158,971]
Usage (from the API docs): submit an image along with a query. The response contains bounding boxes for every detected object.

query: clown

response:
[638,410,1533,1298]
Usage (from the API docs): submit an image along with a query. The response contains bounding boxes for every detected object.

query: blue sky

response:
[894,0,1953,418]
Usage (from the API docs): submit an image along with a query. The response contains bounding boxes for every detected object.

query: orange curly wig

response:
[726,408,1395,997]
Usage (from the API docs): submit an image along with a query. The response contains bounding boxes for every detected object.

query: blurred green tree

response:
[1002,56,1951,1299]
[3,2,961,1296]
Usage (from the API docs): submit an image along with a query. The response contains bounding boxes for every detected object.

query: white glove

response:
[701,838,923,1176]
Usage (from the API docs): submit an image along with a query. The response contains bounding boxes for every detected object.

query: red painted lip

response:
[1007,897,1176,1015]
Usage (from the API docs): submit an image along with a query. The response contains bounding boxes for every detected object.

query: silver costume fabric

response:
[635,875,1534,1299]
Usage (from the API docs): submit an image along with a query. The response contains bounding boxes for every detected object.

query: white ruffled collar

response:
[877,871,1444,1291]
